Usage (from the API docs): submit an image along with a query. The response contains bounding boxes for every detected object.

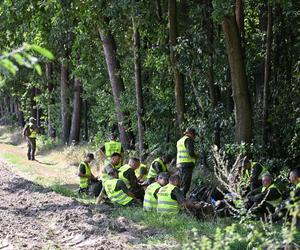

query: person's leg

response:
[31,138,36,160]
[180,166,193,196]
[27,139,32,160]
[130,187,145,201]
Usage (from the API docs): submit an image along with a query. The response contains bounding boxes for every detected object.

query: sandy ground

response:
[0,161,171,250]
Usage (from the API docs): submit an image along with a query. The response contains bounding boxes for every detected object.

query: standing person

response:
[143,172,169,211]
[101,134,123,167]
[146,154,172,184]
[78,153,101,197]
[23,117,39,160]
[176,127,199,196]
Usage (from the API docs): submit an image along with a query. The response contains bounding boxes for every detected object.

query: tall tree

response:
[60,61,71,144]
[222,15,252,143]
[133,19,145,157]
[262,2,273,145]
[69,78,82,144]
[98,21,130,149]
[168,0,185,128]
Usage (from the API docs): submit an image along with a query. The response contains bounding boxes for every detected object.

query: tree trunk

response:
[133,21,145,157]
[60,62,70,144]
[168,0,185,128]
[262,3,273,146]
[46,62,54,137]
[222,15,252,143]
[98,25,130,149]
[155,0,162,23]
[69,78,82,144]
[83,100,88,141]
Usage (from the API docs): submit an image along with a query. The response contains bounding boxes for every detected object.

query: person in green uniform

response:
[78,153,101,196]
[101,152,122,184]
[104,168,140,206]
[135,162,148,183]
[101,134,123,167]
[146,154,172,184]
[143,172,169,211]
[246,173,282,218]
[23,117,39,160]
[157,175,201,215]
[119,157,145,200]
[176,128,199,196]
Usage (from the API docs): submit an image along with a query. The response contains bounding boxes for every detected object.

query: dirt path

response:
[0,161,168,250]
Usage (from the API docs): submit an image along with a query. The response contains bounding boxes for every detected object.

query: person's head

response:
[110,133,117,141]
[289,169,300,185]
[85,153,95,163]
[162,154,172,164]
[157,172,169,186]
[184,127,197,140]
[262,173,273,187]
[108,168,119,179]
[29,117,36,124]
[111,152,122,165]
[169,174,181,187]
[128,157,140,170]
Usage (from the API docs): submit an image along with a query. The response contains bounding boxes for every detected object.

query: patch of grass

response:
[112,207,232,245]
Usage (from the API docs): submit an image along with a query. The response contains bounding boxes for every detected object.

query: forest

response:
[0,0,299,165]
[0,0,300,249]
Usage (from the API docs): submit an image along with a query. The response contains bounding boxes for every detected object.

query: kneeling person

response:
[78,153,101,197]
[104,169,138,206]
[157,175,200,215]
[143,172,169,211]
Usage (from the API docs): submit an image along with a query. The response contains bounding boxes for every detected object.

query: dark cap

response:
[158,172,169,180]
[108,168,118,176]
[86,153,95,160]
[184,127,197,135]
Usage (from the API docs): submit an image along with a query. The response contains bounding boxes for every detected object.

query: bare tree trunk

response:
[60,62,70,144]
[168,0,185,128]
[83,100,88,141]
[262,3,273,146]
[133,21,145,157]
[155,0,162,23]
[222,15,252,143]
[46,62,54,137]
[69,78,82,144]
[98,24,130,149]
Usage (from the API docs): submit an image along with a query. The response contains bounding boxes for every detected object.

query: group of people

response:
[78,128,203,214]
[22,116,299,220]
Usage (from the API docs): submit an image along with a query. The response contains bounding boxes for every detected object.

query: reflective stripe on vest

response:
[176,136,195,164]
[143,182,161,211]
[104,141,121,157]
[79,162,92,188]
[157,183,179,214]
[28,123,37,138]
[119,164,131,188]
[135,163,148,182]
[104,179,133,205]
[262,183,282,208]
[147,158,167,180]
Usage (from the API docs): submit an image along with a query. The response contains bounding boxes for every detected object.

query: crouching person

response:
[143,172,169,211]
[157,175,201,215]
[104,169,140,206]
[78,153,102,197]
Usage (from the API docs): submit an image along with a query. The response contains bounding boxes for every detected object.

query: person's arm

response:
[152,161,163,174]
[185,138,197,158]
[137,166,148,181]
[22,125,29,138]
[96,188,106,204]
[116,180,136,199]
[78,163,86,177]
[264,188,281,201]
[124,169,139,189]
